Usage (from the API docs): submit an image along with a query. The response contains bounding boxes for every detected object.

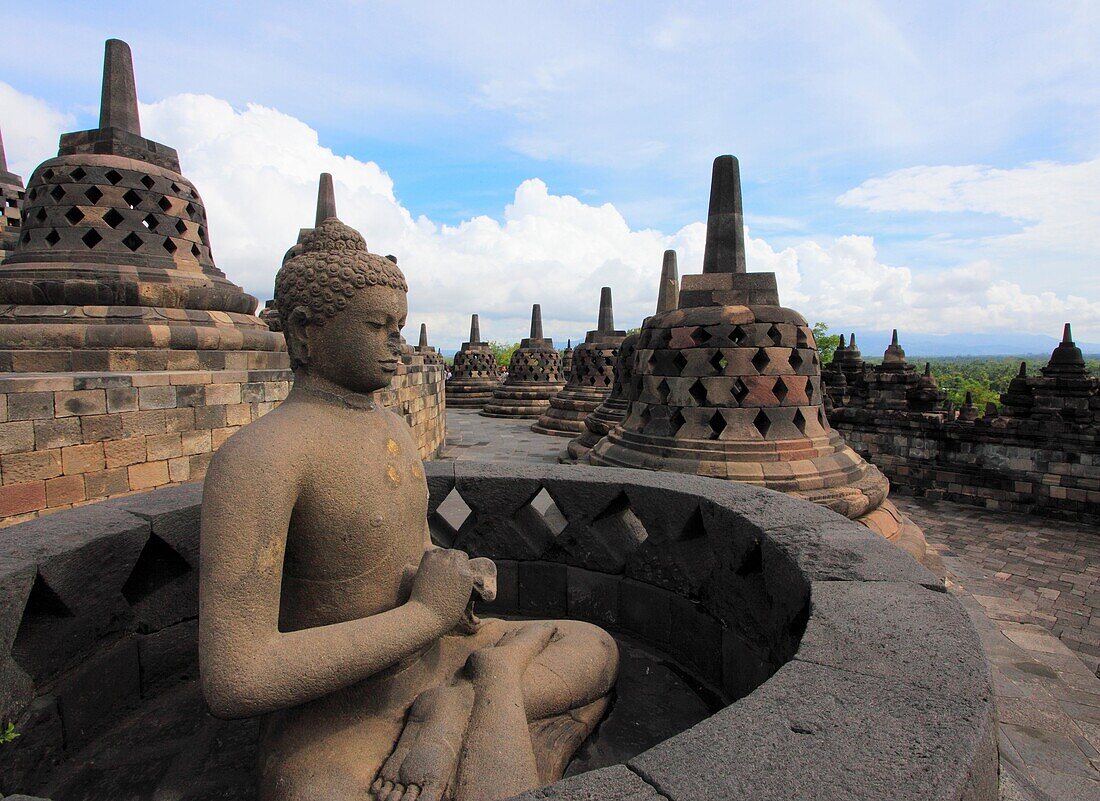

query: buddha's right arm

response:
[197,446,450,719]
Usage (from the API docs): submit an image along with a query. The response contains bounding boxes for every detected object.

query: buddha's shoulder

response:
[210,402,322,466]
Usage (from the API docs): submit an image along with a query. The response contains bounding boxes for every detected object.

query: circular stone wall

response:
[0,464,996,800]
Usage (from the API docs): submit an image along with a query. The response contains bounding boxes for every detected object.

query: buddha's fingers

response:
[469,557,497,602]
[401,784,424,801]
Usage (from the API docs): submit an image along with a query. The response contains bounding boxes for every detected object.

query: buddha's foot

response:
[465,622,557,682]
[370,683,475,801]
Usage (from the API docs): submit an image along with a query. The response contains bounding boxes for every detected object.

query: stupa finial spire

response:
[99,39,141,135]
[315,173,337,225]
[597,287,615,332]
[0,125,8,173]
[657,250,679,313]
[530,304,543,339]
[701,155,746,275]
[1062,322,1073,344]
[469,314,481,344]
[418,323,429,349]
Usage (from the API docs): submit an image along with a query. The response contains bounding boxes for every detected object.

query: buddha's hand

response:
[409,549,479,634]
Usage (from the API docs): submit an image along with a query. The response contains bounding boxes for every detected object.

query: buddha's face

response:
[297,286,407,394]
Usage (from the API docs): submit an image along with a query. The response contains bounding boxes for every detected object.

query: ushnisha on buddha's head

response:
[274,217,409,395]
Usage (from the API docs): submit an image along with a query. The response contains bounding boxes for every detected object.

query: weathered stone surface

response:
[514,764,663,800]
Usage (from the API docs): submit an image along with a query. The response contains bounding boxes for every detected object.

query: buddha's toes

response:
[370,683,475,801]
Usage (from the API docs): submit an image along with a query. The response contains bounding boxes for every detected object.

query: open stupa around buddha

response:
[445,313,501,408]
[532,286,625,437]
[589,155,932,566]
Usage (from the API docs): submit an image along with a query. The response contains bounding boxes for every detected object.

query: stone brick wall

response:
[831,408,1100,525]
[0,361,445,526]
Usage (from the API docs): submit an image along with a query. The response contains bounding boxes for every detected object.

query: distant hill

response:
[841,330,1100,358]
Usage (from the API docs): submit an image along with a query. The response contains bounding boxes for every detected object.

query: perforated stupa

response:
[445,313,500,408]
[481,303,564,418]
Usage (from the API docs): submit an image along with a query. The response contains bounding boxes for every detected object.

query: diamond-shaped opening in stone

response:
[102,208,124,229]
[793,408,808,435]
[185,202,196,217]
[197,225,207,243]
[806,381,814,402]
[122,232,144,252]
[657,378,670,403]
[732,378,749,404]
[689,379,708,406]
[529,487,567,536]
[21,232,30,244]
[753,409,772,438]
[28,188,37,201]
[163,237,178,254]
[797,327,811,348]
[710,350,729,374]
[672,352,688,373]
[789,349,804,371]
[12,573,74,675]
[751,348,770,373]
[768,324,783,346]
[142,214,158,231]
[122,534,191,606]
[70,167,87,181]
[636,403,652,432]
[435,486,472,532]
[773,377,789,403]
[42,169,55,180]
[49,185,66,201]
[690,326,712,346]
[170,182,182,193]
[81,229,103,249]
[104,169,123,185]
[84,186,103,204]
[669,408,686,436]
[191,243,202,258]
[708,410,727,440]
[731,325,746,346]
[35,207,47,222]
[123,189,142,209]
[158,196,173,212]
[45,229,61,246]
[64,207,84,225]
[141,175,156,189]
[175,219,188,235]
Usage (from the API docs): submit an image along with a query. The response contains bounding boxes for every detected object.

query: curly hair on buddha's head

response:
[274,218,407,330]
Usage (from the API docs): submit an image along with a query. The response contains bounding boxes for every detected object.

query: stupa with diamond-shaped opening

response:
[481,303,564,418]
[532,286,625,437]
[563,250,680,463]
[445,313,500,408]
[590,155,932,565]
[0,126,26,264]
[0,39,285,372]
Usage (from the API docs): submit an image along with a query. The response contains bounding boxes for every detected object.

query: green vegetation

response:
[488,341,520,368]
[0,721,19,745]
[812,322,842,365]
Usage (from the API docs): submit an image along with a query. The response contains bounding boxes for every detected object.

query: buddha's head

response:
[274,218,408,394]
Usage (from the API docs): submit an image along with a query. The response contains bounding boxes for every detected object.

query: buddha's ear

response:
[284,306,313,369]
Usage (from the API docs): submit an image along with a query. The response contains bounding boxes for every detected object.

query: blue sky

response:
[2,2,1099,348]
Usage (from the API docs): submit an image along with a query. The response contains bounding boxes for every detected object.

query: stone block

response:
[138,619,198,693]
[168,457,190,482]
[55,638,141,752]
[128,460,170,491]
[0,482,47,517]
[164,407,196,433]
[204,382,242,406]
[722,627,773,700]
[8,392,55,421]
[54,389,107,418]
[618,578,671,645]
[226,402,252,427]
[104,436,147,469]
[33,417,82,450]
[45,475,86,507]
[566,566,620,626]
[2,449,62,484]
[138,385,177,410]
[121,409,167,437]
[181,429,211,456]
[211,426,239,449]
[518,561,567,616]
[0,421,36,454]
[146,433,183,461]
[61,443,105,475]
[670,595,723,686]
[79,413,123,443]
[193,404,226,430]
[513,764,662,800]
[106,386,139,413]
[84,468,130,500]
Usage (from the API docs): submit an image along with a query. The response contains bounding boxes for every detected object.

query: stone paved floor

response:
[444,409,1100,800]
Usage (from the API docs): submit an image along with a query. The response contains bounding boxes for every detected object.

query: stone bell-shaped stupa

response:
[564,250,679,463]
[0,40,286,373]
[532,286,626,437]
[590,155,930,563]
[0,126,26,263]
[415,323,444,366]
[445,313,501,408]
[561,339,574,382]
[481,304,564,418]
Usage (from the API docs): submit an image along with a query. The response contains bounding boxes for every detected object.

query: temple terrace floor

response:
[441,408,1100,800]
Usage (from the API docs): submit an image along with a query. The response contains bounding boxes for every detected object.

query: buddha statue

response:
[199,199,618,801]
